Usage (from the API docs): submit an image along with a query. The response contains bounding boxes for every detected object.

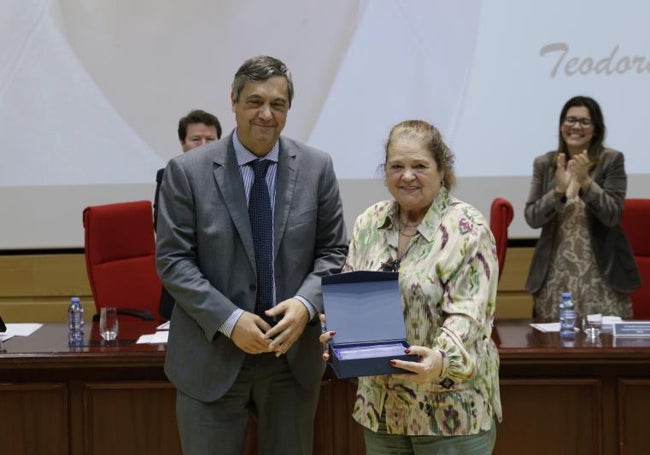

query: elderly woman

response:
[322,120,501,454]
[524,96,640,320]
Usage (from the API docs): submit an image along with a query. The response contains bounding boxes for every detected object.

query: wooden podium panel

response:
[85,381,180,455]
[496,378,601,455]
[618,378,650,455]
[0,383,69,454]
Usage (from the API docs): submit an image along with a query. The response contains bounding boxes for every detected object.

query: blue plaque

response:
[612,321,650,338]
[322,271,418,378]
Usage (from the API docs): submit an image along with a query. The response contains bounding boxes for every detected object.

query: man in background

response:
[154,109,222,319]
[154,109,222,226]
[156,55,348,454]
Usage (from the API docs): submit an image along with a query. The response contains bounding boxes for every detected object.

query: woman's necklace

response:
[383,219,420,271]
[399,219,421,238]
[399,229,419,238]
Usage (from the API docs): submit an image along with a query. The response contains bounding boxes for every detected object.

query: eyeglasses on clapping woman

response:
[563,116,592,128]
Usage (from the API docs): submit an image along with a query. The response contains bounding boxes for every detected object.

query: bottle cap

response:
[561,292,572,298]
[71,296,80,303]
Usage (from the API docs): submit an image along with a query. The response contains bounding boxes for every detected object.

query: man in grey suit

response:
[156,55,348,454]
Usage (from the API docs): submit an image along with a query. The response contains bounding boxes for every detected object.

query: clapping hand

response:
[567,150,592,191]
[554,153,571,193]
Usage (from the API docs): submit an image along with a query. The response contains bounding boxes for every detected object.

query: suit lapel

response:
[212,138,257,269]
[274,139,298,259]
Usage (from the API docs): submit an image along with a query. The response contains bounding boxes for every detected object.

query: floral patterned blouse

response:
[345,188,502,436]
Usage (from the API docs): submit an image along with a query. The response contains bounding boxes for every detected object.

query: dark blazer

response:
[153,167,175,319]
[524,148,640,294]
[153,167,165,229]
[156,133,348,402]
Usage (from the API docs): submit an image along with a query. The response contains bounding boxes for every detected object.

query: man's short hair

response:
[178,109,222,142]
[231,56,294,106]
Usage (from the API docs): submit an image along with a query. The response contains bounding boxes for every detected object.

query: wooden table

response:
[0,320,178,455]
[1,319,649,454]
[495,319,650,455]
[0,319,361,455]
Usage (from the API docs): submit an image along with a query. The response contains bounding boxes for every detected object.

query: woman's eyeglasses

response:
[564,117,592,128]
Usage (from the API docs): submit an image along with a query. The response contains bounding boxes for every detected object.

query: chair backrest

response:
[490,198,514,283]
[83,201,161,319]
[620,198,650,319]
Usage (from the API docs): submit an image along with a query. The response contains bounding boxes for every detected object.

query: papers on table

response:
[602,316,623,326]
[530,316,622,333]
[530,322,563,333]
[0,323,43,342]
[136,331,168,344]
[156,321,170,331]
[133,320,171,343]
[135,320,170,343]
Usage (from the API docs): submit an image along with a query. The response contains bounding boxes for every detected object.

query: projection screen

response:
[1,0,649,248]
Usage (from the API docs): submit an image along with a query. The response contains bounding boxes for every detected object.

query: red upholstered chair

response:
[83,201,160,321]
[620,199,650,320]
[490,198,514,283]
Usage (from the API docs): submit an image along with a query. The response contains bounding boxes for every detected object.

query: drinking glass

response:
[99,307,119,341]
[583,312,602,340]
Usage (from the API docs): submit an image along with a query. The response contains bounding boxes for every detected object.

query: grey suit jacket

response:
[524,148,640,294]
[156,133,348,402]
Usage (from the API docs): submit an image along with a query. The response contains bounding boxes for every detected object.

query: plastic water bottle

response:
[68,296,85,346]
[559,292,576,339]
